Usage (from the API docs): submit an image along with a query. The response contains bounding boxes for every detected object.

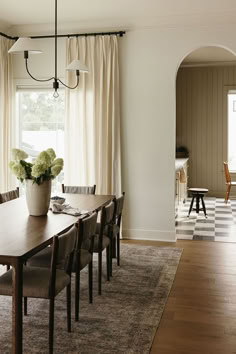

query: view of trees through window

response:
[17,88,65,190]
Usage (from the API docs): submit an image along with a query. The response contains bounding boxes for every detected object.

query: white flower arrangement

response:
[9,148,64,185]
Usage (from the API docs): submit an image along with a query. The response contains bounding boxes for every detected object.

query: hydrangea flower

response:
[12,148,28,161]
[51,164,63,177]
[52,158,64,167]
[10,162,26,179]
[36,151,51,167]
[31,163,47,178]
[46,148,56,162]
[9,147,64,185]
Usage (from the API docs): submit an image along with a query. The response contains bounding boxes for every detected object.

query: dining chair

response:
[93,200,115,295]
[110,192,125,274]
[0,187,20,270]
[95,193,125,277]
[223,162,236,203]
[27,212,98,322]
[0,187,19,204]
[0,225,77,354]
[62,184,96,195]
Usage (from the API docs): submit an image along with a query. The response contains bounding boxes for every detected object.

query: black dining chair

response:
[0,187,19,204]
[92,200,115,295]
[26,212,98,321]
[62,184,96,195]
[110,192,125,274]
[0,225,77,354]
[0,187,20,270]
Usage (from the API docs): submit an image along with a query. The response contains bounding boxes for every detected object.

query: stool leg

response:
[196,195,200,214]
[200,196,207,218]
[188,196,195,217]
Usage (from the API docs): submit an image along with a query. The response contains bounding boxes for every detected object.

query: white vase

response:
[25,179,52,216]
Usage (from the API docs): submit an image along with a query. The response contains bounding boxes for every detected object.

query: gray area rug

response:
[0,244,182,354]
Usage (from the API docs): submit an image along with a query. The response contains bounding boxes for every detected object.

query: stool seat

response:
[188,187,208,217]
[188,188,208,194]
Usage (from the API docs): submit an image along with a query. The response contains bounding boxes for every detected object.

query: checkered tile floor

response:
[176,197,236,242]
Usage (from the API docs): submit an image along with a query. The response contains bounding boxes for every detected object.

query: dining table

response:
[0,193,113,354]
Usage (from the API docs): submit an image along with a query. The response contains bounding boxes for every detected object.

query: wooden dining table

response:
[0,193,113,354]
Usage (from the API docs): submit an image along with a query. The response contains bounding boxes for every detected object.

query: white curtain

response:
[0,36,15,192]
[65,35,121,195]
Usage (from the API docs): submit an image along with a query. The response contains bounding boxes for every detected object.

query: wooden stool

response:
[188,188,208,217]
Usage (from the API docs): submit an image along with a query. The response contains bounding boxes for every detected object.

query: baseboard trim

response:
[122,229,176,242]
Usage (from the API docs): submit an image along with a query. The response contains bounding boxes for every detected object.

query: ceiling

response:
[182,47,236,66]
[1,1,236,64]
[1,0,236,34]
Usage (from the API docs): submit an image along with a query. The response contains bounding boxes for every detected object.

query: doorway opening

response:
[175,46,236,242]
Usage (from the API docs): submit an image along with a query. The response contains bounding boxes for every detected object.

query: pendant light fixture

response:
[8,0,88,98]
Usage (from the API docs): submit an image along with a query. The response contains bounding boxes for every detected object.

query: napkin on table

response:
[51,203,88,216]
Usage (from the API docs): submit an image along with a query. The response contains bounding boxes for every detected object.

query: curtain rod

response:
[31,31,125,39]
[0,30,125,41]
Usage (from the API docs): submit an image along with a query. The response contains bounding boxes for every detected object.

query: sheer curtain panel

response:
[0,37,15,192]
[65,35,121,195]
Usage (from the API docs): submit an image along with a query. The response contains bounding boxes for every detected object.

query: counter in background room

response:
[175,158,188,217]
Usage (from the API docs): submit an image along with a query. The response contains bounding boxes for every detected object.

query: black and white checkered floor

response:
[176,197,236,242]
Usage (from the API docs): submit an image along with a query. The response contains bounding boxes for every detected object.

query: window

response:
[228,91,236,171]
[17,88,65,191]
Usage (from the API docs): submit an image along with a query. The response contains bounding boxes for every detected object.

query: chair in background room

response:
[62,184,96,195]
[27,212,98,322]
[223,162,236,204]
[0,225,77,354]
[0,187,19,204]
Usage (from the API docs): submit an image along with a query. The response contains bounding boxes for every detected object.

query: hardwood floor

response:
[122,239,236,354]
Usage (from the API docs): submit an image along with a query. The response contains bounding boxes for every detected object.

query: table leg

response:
[12,259,23,354]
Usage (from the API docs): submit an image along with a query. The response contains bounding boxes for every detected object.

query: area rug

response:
[0,244,182,354]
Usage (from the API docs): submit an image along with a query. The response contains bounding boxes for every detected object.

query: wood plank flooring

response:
[122,239,236,354]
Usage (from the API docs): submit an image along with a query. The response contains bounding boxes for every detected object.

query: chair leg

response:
[109,239,113,277]
[6,265,10,271]
[188,196,195,217]
[75,267,80,322]
[24,297,28,316]
[66,283,72,332]
[88,257,93,304]
[49,297,55,354]
[225,185,231,204]
[117,233,120,266]
[106,246,110,281]
[98,251,102,295]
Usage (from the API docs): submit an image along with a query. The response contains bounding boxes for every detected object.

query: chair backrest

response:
[114,192,125,222]
[62,184,96,195]
[49,225,77,297]
[0,187,19,204]
[224,162,231,184]
[56,225,77,270]
[97,200,115,249]
[78,212,97,252]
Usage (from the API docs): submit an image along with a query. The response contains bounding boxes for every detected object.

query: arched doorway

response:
[175,46,236,241]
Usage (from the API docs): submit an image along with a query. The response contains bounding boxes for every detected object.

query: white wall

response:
[11,23,236,242]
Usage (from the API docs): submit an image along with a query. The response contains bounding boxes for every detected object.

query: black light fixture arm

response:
[24,51,54,82]
[58,70,80,89]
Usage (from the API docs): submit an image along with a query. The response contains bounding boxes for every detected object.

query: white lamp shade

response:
[66,59,88,73]
[8,37,42,54]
